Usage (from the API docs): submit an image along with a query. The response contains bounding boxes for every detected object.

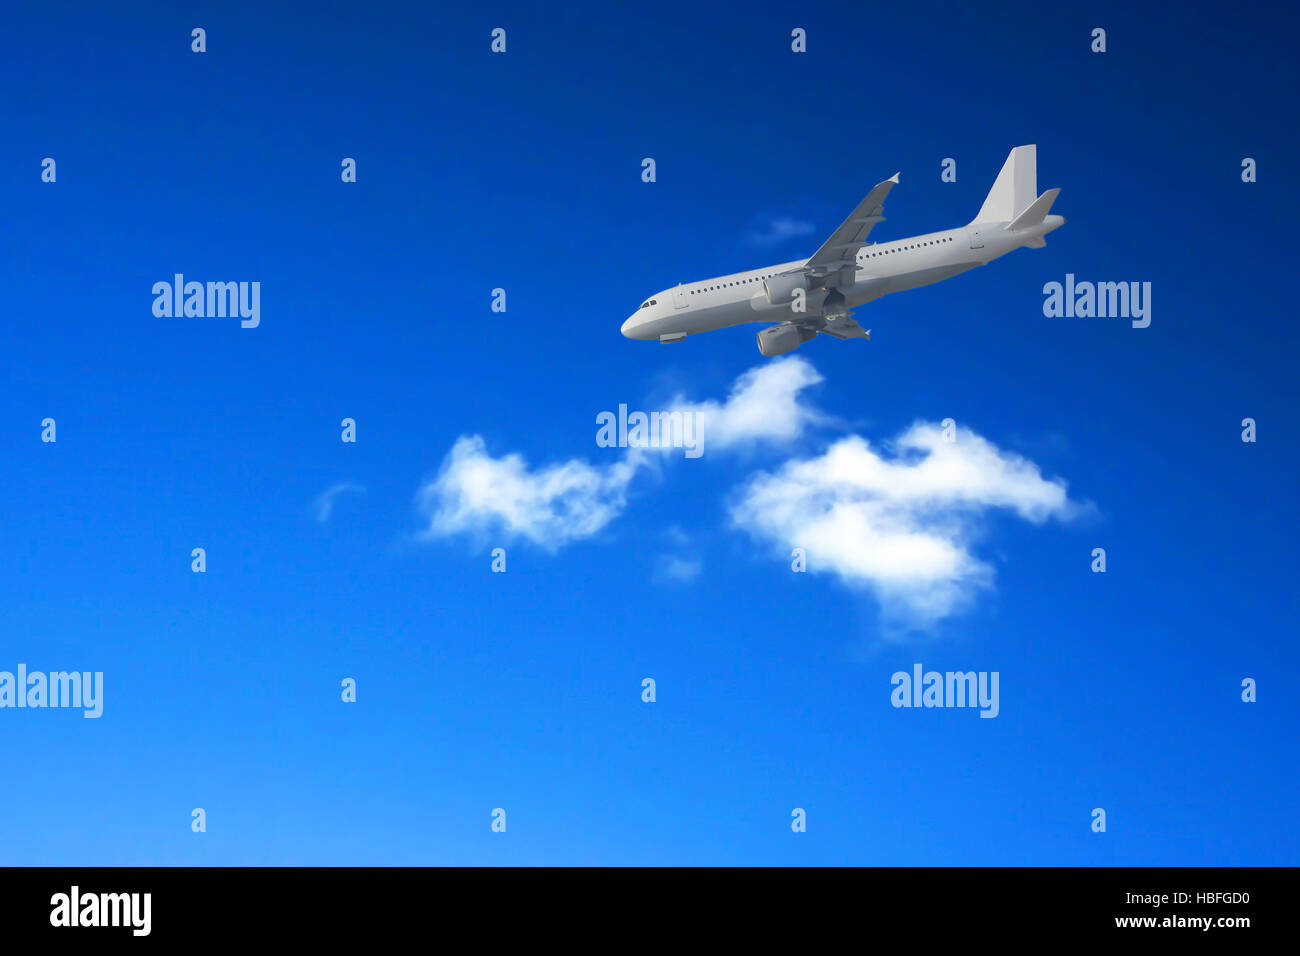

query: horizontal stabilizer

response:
[1006,187,1061,231]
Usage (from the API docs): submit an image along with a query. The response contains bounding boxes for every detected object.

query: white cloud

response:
[743,216,816,247]
[417,436,644,550]
[730,423,1080,625]
[670,356,826,452]
[415,361,1082,623]
[416,359,822,551]
[314,482,364,522]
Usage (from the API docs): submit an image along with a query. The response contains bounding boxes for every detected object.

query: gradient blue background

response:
[1,0,1296,865]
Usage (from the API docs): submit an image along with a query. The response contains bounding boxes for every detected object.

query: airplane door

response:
[672,285,688,309]
[968,227,984,249]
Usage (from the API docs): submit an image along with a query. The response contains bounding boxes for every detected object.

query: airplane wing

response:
[800,174,900,280]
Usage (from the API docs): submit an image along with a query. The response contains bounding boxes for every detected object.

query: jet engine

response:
[756,323,817,357]
[763,273,808,305]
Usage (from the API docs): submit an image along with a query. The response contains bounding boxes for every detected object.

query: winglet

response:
[887,172,900,184]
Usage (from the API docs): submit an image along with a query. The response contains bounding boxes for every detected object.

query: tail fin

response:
[974,145,1037,224]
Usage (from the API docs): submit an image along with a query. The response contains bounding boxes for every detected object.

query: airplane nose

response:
[621,315,638,338]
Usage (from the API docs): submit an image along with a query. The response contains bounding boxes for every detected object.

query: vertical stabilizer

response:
[974,145,1037,223]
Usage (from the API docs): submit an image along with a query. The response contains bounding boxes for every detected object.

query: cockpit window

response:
[640,299,657,309]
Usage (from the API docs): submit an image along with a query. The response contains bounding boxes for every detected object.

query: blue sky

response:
[1,0,1296,865]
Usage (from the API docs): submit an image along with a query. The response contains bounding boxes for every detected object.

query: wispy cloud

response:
[416,436,646,550]
[652,526,702,584]
[415,359,823,550]
[743,215,817,247]
[653,553,703,584]
[314,482,365,523]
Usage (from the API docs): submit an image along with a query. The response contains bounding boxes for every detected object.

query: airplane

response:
[621,145,1064,355]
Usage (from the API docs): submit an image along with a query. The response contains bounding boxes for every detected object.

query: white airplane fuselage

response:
[621,218,1064,343]
[622,145,1065,352]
